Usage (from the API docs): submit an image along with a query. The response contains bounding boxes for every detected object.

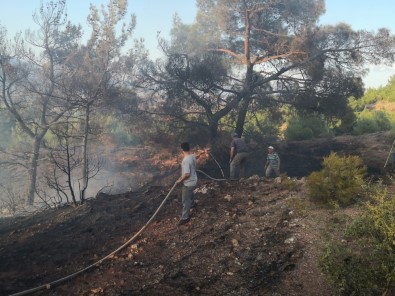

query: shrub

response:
[103,116,140,146]
[319,185,395,295]
[353,110,391,135]
[306,153,367,206]
[285,114,333,140]
[278,175,301,191]
[352,117,379,135]
[285,125,314,140]
[374,111,392,130]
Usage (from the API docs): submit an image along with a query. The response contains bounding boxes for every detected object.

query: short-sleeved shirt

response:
[181,154,197,187]
[267,152,280,168]
[231,138,248,154]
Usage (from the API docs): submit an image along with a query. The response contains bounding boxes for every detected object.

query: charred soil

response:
[0,176,345,296]
[2,131,394,296]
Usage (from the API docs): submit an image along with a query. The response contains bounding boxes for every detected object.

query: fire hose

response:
[384,139,395,169]
[197,169,226,181]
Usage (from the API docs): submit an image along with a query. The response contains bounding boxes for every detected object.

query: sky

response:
[0,0,394,88]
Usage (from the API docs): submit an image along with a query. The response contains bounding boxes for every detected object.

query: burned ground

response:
[1,131,393,296]
[0,176,340,296]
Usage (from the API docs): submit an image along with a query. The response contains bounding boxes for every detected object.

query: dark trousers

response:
[181,185,194,220]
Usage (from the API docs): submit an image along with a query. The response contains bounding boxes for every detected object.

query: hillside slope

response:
[0,176,345,296]
[3,131,392,295]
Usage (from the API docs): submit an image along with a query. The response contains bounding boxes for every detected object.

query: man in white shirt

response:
[176,142,197,225]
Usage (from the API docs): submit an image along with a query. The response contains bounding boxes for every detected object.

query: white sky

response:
[0,0,394,88]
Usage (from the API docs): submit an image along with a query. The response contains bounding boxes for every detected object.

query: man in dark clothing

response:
[229,132,248,179]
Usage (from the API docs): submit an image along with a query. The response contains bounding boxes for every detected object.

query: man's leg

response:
[181,186,194,220]
[239,153,248,178]
[274,167,280,176]
[230,160,236,179]
[265,165,273,177]
[230,153,244,179]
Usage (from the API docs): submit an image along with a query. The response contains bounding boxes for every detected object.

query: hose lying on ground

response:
[10,166,228,296]
[197,169,227,181]
[10,182,178,296]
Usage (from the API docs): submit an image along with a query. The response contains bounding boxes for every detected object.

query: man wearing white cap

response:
[265,146,280,177]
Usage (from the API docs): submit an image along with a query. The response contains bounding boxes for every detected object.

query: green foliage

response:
[285,125,314,140]
[346,76,395,136]
[388,114,395,132]
[306,153,367,206]
[350,75,395,112]
[285,114,333,140]
[319,184,395,295]
[242,110,281,142]
[43,129,59,148]
[372,111,392,130]
[353,110,391,135]
[334,107,357,134]
[103,116,139,147]
[7,125,32,152]
[348,90,378,112]
[382,77,395,102]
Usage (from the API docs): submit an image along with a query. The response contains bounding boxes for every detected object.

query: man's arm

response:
[229,147,235,163]
[264,155,269,167]
[177,172,191,184]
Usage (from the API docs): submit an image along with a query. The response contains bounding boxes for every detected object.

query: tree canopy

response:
[143,0,395,139]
